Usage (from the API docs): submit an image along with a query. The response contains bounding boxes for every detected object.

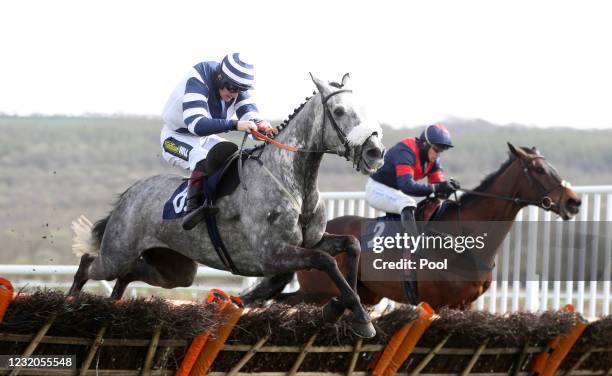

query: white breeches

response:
[365,177,416,214]
[160,126,225,171]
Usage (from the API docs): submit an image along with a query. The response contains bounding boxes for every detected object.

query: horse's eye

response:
[536,167,545,174]
[333,107,345,117]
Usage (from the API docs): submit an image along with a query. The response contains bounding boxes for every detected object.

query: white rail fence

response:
[1,185,610,318]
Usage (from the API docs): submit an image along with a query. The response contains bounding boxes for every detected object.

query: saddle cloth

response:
[162,155,242,220]
[360,197,449,305]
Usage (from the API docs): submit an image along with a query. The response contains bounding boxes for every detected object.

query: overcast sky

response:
[2,0,611,129]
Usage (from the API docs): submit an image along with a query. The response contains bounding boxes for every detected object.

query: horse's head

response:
[508,142,581,220]
[310,73,385,175]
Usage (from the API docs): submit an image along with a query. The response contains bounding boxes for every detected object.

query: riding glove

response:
[432,180,459,198]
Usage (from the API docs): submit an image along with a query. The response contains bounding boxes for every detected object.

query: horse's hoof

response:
[350,319,376,338]
[322,298,346,323]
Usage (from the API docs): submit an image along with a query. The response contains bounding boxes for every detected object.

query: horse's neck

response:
[259,97,325,201]
[450,161,526,268]
[460,161,525,222]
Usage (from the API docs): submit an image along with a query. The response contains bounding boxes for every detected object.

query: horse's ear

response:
[507,142,528,159]
[341,73,351,88]
[309,73,332,96]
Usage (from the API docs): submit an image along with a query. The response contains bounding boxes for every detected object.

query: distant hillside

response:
[1,115,611,264]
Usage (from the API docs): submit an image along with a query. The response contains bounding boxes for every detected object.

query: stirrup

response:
[182,204,219,231]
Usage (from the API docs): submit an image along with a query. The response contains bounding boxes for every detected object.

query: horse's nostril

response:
[570,198,582,208]
[566,198,581,214]
[365,147,382,160]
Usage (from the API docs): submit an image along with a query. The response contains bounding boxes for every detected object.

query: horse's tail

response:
[71,215,108,257]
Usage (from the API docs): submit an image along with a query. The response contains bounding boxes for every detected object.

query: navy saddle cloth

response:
[162,156,242,220]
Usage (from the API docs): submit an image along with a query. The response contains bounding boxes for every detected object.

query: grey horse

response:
[69,74,385,338]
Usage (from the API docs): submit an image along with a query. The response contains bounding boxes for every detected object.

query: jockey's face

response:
[427,145,444,162]
[219,87,240,102]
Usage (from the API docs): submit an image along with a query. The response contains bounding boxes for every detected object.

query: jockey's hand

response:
[237,121,258,133]
[433,181,458,198]
[255,120,278,135]
[448,178,461,190]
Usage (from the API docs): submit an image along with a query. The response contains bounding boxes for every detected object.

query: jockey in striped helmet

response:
[217,53,256,92]
[161,52,276,230]
[365,124,460,234]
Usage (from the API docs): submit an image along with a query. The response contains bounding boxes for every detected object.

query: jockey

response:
[161,52,276,230]
[365,124,460,233]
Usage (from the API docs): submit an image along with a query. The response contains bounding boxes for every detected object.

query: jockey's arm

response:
[235,92,276,135]
[427,160,445,184]
[396,169,435,197]
[394,147,435,197]
[182,76,237,137]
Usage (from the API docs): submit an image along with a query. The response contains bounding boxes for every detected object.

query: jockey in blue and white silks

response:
[161,52,276,228]
[365,124,460,232]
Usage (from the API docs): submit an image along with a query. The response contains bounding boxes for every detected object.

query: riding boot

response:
[400,205,420,303]
[183,169,205,214]
[400,206,419,237]
[182,161,219,231]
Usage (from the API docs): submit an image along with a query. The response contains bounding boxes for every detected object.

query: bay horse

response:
[241,143,582,310]
[68,74,385,337]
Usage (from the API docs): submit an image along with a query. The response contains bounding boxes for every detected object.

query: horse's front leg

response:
[314,233,361,290]
[264,245,375,338]
[312,233,362,322]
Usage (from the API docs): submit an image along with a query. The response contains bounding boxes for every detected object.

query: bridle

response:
[237,87,375,190]
[454,156,568,213]
[246,88,379,172]
[248,88,355,156]
[319,88,355,160]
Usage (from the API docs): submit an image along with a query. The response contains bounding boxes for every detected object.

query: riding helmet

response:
[419,124,453,149]
[216,52,255,91]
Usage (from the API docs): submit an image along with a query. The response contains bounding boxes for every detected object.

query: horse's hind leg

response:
[107,248,198,300]
[110,274,135,300]
[68,254,96,296]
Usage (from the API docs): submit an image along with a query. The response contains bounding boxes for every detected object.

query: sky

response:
[2,0,612,129]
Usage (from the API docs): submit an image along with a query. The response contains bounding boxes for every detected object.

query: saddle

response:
[162,142,246,221]
[415,197,444,223]
[202,142,243,206]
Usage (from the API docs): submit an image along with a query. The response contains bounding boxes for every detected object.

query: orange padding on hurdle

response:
[370,302,436,376]
[176,289,243,376]
[189,299,243,376]
[529,304,588,376]
[0,278,14,322]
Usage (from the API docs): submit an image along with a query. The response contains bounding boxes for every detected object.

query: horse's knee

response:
[311,252,338,272]
[344,235,361,257]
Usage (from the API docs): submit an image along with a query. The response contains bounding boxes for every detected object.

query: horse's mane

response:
[270,81,344,139]
[457,146,536,206]
[270,92,316,139]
